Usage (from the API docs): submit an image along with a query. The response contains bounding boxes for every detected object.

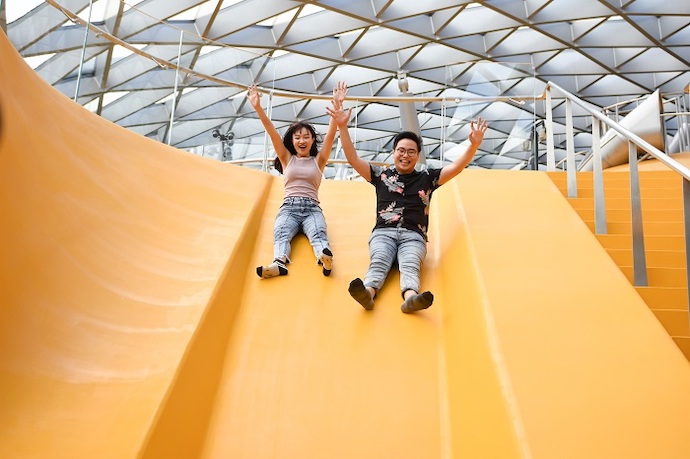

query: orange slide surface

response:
[2,31,690,458]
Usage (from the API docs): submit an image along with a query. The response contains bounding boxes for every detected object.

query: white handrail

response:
[547,81,690,180]
[546,81,690,303]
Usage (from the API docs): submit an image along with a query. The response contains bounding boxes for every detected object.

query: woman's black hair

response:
[273,121,322,174]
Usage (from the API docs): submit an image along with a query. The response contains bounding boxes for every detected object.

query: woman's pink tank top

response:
[283,156,322,201]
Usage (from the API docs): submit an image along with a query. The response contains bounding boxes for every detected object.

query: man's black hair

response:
[392,131,422,153]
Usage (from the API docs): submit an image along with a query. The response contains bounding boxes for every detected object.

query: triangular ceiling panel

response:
[570,17,606,41]
[577,20,655,47]
[537,49,608,75]
[574,75,607,91]
[624,1,690,15]
[386,16,436,39]
[489,28,566,55]
[580,47,646,69]
[287,37,345,61]
[279,11,370,46]
[665,27,690,46]
[444,34,492,57]
[346,29,427,60]
[666,46,690,62]
[405,44,479,72]
[376,0,474,22]
[430,7,462,35]
[449,7,522,37]
[351,47,420,74]
[623,72,681,91]
[618,48,688,73]
[317,0,380,21]
[532,1,614,22]
[536,22,580,43]
[579,74,649,97]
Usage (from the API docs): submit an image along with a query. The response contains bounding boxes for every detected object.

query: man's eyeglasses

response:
[395,147,418,157]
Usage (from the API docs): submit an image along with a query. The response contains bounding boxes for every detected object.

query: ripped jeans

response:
[273,196,330,262]
[363,227,427,296]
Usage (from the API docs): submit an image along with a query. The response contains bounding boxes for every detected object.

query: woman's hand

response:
[247,84,261,110]
[332,81,348,111]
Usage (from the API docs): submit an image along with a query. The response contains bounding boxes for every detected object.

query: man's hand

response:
[469,117,488,146]
[326,104,352,128]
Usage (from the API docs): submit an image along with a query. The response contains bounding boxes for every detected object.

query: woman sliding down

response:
[247,82,347,278]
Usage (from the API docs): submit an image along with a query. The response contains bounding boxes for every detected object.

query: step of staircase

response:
[573,208,683,223]
[595,234,685,251]
[568,196,683,211]
[608,249,686,268]
[618,266,687,288]
[549,170,690,361]
[674,337,690,359]
[582,220,686,236]
[636,286,688,309]
[566,186,681,199]
[548,170,681,187]
[638,288,690,346]
[652,309,690,337]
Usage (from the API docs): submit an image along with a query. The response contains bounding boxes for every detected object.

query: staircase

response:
[549,170,690,361]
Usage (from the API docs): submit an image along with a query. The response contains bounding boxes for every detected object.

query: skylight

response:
[200,45,223,55]
[6,0,43,23]
[77,0,108,23]
[102,91,129,105]
[170,7,201,21]
[24,53,55,70]
[122,0,147,12]
[257,4,324,26]
[112,43,145,60]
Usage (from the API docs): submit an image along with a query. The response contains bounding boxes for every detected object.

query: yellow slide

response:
[1,31,690,458]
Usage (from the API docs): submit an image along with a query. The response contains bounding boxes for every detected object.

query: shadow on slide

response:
[1,30,690,459]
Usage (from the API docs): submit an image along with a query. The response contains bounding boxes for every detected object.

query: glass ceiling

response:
[5,0,690,172]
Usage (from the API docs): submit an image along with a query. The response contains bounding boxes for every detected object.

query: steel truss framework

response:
[6,0,690,170]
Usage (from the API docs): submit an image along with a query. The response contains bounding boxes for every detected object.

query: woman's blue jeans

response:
[273,196,330,262]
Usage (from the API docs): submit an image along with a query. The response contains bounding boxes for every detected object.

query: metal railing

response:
[544,82,690,308]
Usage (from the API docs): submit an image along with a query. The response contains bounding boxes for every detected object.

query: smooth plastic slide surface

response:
[2,30,690,459]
